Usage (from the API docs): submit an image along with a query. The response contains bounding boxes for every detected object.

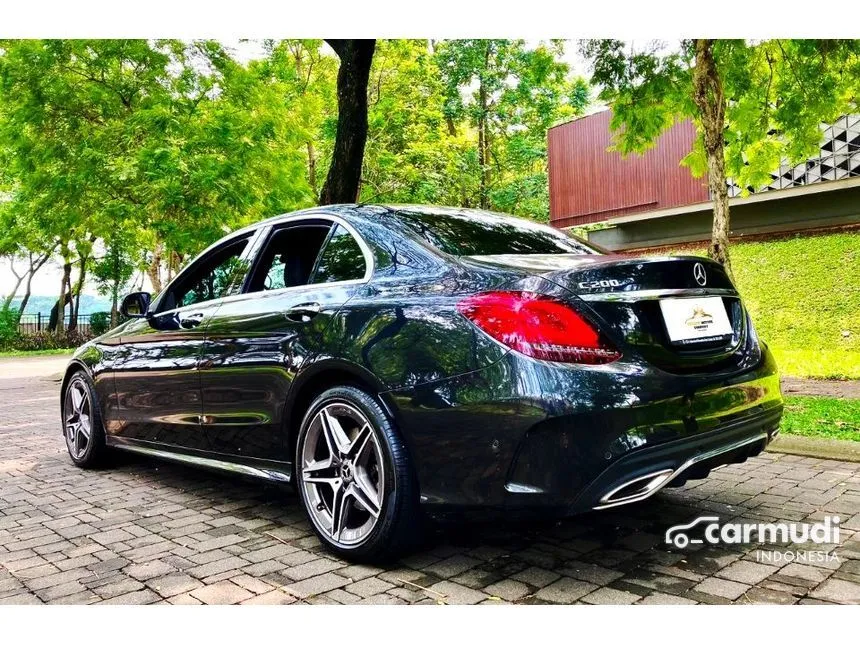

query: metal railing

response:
[18,313,94,334]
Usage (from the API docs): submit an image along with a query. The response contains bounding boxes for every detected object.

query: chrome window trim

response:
[149,230,260,316]
[241,214,374,296]
[251,213,374,284]
[148,213,373,317]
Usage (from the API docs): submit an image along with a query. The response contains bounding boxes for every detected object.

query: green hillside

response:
[11,294,111,316]
[652,231,859,380]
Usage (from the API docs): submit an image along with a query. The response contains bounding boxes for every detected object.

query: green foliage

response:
[0,39,314,304]
[91,226,137,312]
[0,348,74,358]
[781,396,860,442]
[0,307,20,346]
[657,231,860,379]
[359,40,474,206]
[89,311,112,336]
[582,39,860,192]
[1,330,91,352]
[258,39,338,197]
[0,39,589,307]
[434,39,588,218]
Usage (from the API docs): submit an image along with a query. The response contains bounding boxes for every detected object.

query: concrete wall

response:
[588,184,860,251]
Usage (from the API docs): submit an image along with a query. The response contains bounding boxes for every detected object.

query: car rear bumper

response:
[385,344,783,520]
[573,406,778,512]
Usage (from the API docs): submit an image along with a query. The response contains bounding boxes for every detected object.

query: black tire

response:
[295,385,421,562]
[61,370,109,469]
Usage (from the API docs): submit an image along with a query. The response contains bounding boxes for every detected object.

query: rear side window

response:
[311,225,367,283]
[246,224,333,293]
[394,209,600,256]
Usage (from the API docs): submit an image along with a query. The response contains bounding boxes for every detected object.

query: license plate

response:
[659,297,733,345]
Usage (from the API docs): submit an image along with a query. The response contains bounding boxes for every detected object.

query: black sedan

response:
[61,205,783,561]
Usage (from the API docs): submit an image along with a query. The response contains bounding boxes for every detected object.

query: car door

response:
[113,233,256,450]
[198,218,372,462]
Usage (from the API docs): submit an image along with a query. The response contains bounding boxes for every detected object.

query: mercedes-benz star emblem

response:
[693,262,707,286]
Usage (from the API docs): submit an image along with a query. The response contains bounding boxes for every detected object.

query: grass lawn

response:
[0,348,75,359]
[655,231,860,380]
[781,396,860,442]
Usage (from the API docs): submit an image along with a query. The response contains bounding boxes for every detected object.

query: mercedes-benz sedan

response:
[61,205,783,561]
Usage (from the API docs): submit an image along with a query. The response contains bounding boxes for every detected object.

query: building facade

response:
[547,111,860,250]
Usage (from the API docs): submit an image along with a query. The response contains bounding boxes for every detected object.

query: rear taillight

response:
[457,291,621,365]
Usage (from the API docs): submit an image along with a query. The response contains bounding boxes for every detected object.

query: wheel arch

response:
[60,359,91,399]
[284,358,403,466]
[59,355,109,429]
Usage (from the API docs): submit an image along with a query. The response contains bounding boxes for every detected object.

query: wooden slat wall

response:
[548,111,709,227]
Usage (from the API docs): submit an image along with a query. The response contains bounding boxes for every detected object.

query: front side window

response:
[311,225,367,284]
[171,239,250,309]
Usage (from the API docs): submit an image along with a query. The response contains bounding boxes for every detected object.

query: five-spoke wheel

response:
[64,377,93,460]
[296,386,420,561]
[62,371,107,468]
[300,402,385,546]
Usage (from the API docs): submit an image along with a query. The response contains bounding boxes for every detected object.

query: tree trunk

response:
[110,242,120,327]
[319,39,376,205]
[49,293,72,332]
[3,261,25,311]
[54,246,72,333]
[69,253,88,332]
[17,250,52,317]
[445,115,457,137]
[307,141,318,196]
[18,275,32,316]
[147,242,164,293]
[477,44,490,210]
[692,39,733,278]
[477,103,487,209]
[111,288,119,328]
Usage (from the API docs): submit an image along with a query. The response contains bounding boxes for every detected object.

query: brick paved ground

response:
[1,371,859,605]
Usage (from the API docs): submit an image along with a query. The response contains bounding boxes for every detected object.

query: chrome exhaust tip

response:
[592,432,769,511]
[593,469,675,510]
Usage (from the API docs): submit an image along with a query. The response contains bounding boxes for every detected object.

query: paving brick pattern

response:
[1,375,859,605]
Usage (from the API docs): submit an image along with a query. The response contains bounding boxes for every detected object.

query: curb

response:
[781,377,860,400]
[767,434,860,463]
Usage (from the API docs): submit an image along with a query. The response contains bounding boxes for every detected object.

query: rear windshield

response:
[393,209,600,256]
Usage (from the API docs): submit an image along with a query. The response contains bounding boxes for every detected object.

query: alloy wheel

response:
[64,378,92,460]
[300,401,385,547]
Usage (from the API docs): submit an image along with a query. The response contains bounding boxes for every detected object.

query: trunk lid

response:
[462,253,760,374]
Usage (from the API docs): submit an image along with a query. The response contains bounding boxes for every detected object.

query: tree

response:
[260,40,338,199]
[91,222,138,326]
[358,39,475,206]
[320,40,376,205]
[0,205,57,314]
[0,38,595,319]
[581,39,860,276]
[436,39,588,217]
[0,39,311,313]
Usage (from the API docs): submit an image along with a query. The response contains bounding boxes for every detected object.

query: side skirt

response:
[106,436,293,484]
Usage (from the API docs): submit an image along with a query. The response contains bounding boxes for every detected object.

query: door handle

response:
[179,312,206,329]
[285,302,322,323]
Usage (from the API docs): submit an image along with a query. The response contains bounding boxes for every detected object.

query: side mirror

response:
[120,292,152,319]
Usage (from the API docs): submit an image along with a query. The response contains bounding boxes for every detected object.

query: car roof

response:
[241,203,545,234]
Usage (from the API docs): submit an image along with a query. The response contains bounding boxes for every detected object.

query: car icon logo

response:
[693,262,707,286]
[665,516,720,548]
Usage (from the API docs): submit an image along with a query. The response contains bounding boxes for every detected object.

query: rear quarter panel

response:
[322,274,508,391]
